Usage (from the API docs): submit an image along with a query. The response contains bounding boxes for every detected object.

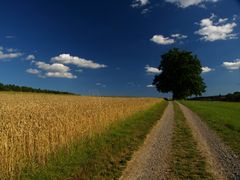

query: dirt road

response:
[120,102,174,180]
[120,102,240,180]
[178,103,240,180]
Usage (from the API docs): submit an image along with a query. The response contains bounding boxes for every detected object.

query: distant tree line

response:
[0,83,74,95]
[190,92,240,102]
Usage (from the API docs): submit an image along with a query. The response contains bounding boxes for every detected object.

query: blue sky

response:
[0,0,240,97]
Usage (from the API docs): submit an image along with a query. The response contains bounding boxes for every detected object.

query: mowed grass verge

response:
[181,101,240,157]
[171,103,212,179]
[21,101,168,179]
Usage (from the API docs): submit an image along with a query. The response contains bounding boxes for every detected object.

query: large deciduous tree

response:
[153,48,206,99]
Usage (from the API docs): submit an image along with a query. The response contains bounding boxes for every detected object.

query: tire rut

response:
[178,103,240,180]
[120,102,174,180]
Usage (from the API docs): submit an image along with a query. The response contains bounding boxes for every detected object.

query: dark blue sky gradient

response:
[0,0,240,97]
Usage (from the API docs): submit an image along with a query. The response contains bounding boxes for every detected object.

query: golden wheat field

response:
[0,92,160,178]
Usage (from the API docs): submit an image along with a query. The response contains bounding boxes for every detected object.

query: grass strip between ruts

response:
[171,102,213,179]
[21,100,168,179]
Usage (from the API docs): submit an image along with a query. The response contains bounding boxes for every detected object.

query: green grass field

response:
[181,101,240,157]
[21,101,167,179]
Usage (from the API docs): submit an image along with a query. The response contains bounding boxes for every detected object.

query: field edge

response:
[21,100,168,179]
[180,100,240,157]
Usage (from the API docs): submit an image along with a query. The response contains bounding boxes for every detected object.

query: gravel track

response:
[178,103,240,180]
[120,102,174,180]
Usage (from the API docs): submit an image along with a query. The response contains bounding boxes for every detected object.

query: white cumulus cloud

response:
[45,72,76,79]
[151,33,187,45]
[0,47,22,59]
[26,68,40,74]
[165,0,218,8]
[0,52,22,59]
[36,61,70,72]
[146,84,155,88]
[51,54,107,69]
[195,14,237,41]
[34,61,76,79]
[222,59,240,70]
[26,54,35,60]
[131,0,149,7]
[145,65,162,74]
[202,66,215,73]
[150,35,175,45]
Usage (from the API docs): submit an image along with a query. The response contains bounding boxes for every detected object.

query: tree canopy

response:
[153,48,206,99]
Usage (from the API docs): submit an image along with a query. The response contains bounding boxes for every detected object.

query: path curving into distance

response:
[178,103,240,180]
[120,102,174,180]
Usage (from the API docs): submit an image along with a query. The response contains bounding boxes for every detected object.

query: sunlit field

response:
[0,93,160,178]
